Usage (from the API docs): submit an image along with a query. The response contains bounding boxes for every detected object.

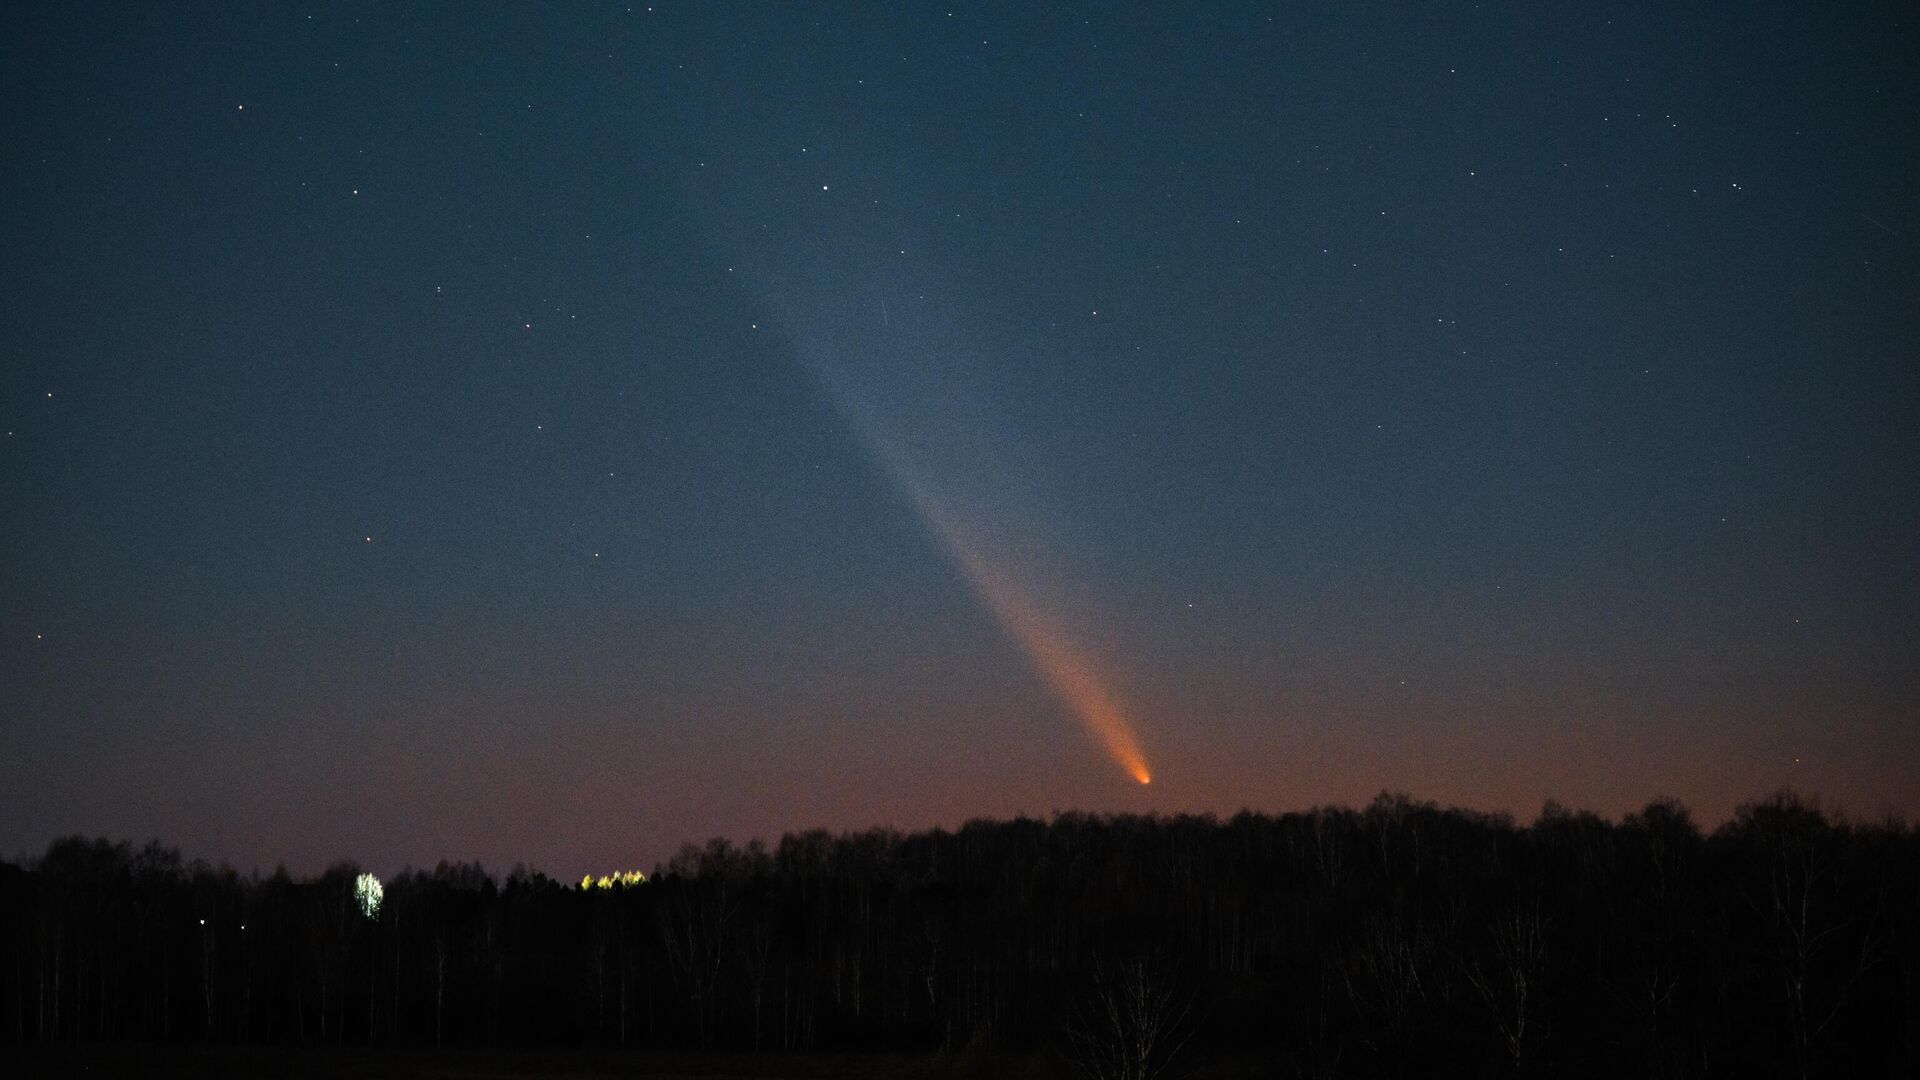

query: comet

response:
[879,448,1155,786]
[716,246,1155,784]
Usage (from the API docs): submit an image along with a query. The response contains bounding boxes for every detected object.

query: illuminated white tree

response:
[354,872,383,920]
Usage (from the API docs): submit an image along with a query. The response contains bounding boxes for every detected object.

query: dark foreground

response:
[2,1047,1222,1079]
[5,792,1916,1078]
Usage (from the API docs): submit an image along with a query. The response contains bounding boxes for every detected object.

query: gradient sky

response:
[3,2,1916,877]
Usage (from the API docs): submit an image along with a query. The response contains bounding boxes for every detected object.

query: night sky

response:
[3,2,1916,877]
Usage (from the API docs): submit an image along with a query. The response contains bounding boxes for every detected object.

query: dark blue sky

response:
[3,2,1915,875]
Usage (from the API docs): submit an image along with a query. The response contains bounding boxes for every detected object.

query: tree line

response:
[1,790,1913,1078]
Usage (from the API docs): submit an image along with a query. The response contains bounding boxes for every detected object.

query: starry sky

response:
[3,2,1916,876]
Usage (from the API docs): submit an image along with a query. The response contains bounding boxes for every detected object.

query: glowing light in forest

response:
[354,872,383,919]
[579,870,648,890]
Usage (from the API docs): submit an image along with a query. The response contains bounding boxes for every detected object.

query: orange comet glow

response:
[897,474,1154,785]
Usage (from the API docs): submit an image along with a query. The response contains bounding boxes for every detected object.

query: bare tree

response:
[1735,793,1884,1080]
[1462,899,1548,1074]
[656,841,744,1047]
[1064,957,1195,1080]
[1342,911,1431,1072]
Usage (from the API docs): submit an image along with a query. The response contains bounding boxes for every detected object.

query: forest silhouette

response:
[3,790,1913,1078]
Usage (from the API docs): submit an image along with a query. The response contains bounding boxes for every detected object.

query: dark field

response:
[1,1047,1159,1079]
